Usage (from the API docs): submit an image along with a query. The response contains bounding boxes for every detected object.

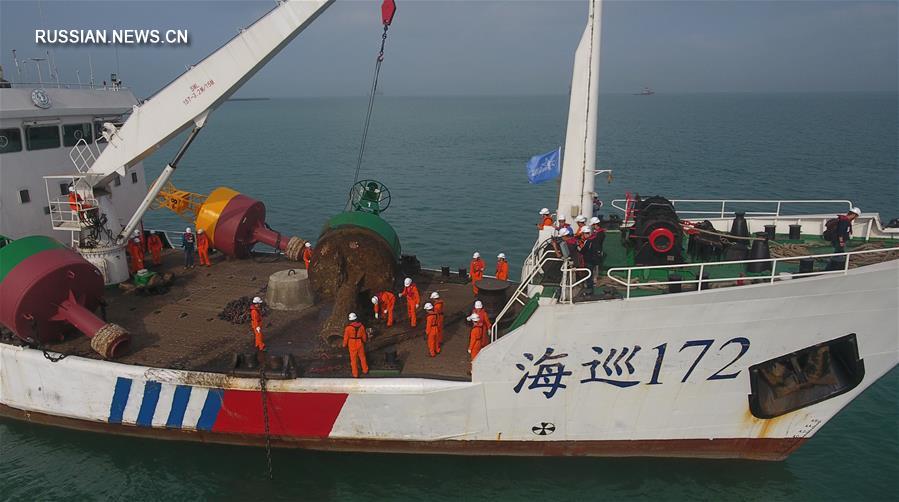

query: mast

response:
[557,0,602,219]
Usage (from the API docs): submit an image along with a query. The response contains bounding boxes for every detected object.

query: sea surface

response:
[2,93,898,500]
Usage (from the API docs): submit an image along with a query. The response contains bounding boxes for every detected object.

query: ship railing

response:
[560,262,593,304]
[606,246,899,299]
[490,250,594,341]
[490,252,560,342]
[69,138,101,173]
[609,199,853,220]
[3,81,129,91]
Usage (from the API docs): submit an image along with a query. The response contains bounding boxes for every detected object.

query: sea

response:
[1,93,897,500]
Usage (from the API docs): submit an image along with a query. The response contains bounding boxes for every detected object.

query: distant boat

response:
[634,86,654,96]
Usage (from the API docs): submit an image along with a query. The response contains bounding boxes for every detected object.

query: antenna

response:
[47,50,59,87]
[12,49,21,81]
[88,53,95,87]
[76,69,82,86]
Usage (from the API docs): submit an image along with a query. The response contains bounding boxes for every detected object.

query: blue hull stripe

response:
[196,389,224,431]
[136,381,162,427]
[166,385,193,429]
[108,377,132,424]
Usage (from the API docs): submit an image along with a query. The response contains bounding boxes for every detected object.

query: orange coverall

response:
[433,298,445,344]
[425,311,441,357]
[343,321,369,378]
[147,234,163,265]
[470,258,485,295]
[496,259,509,281]
[197,233,211,266]
[376,291,396,327]
[127,240,144,274]
[251,304,265,351]
[303,246,313,269]
[401,283,420,327]
[538,215,554,230]
[469,318,486,361]
[472,307,493,346]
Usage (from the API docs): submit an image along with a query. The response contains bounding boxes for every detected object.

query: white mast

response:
[557,0,602,219]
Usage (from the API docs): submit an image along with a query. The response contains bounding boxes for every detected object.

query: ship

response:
[1,0,897,462]
[634,86,654,96]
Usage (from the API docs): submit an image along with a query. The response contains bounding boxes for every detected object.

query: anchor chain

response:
[260,363,274,480]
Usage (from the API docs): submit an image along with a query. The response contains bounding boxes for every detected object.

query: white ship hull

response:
[2,258,895,460]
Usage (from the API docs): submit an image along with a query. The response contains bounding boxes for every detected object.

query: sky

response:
[0,0,896,98]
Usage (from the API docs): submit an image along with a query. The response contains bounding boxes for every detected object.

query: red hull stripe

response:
[211,390,348,437]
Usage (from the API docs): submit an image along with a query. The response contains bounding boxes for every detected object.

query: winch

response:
[627,195,684,266]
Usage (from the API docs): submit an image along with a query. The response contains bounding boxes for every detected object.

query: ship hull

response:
[0,403,804,460]
[1,260,896,460]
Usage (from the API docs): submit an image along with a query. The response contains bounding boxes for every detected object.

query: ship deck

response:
[28,249,488,380]
[4,227,897,379]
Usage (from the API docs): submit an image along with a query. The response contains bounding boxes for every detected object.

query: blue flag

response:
[526,147,561,184]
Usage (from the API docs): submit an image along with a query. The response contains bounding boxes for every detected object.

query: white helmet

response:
[576,215,587,223]
[404,277,412,287]
[424,302,434,311]
[68,185,75,193]
[558,214,567,221]
[582,226,592,234]
[850,207,862,216]
[559,227,571,237]
[590,216,601,225]
[132,237,140,243]
[185,227,192,233]
[468,313,480,322]
[473,252,481,259]
[474,300,483,309]
[252,297,263,304]
[348,312,358,321]
[539,208,550,215]
[497,253,506,259]
[371,296,379,305]
[304,242,312,248]
[429,291,440,299]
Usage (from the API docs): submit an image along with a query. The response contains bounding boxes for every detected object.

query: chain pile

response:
[218,296,269,324]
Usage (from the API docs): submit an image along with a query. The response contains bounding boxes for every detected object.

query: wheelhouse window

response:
[19,189,31,203]
[0,128,23,154]
[113,174,122,186]
[131,172,139,183]
[25,125,61,150]
[63,123,93,147]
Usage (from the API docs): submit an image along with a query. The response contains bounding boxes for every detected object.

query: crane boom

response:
[86,0,334,185]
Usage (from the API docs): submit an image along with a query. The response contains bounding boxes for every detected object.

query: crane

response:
[49,0,335,283]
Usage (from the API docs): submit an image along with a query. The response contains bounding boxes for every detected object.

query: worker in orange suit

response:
[496,253,509,281]
[250,296,266,351]
[429,291,444,345]
[196,228,211,267]
[537,208,554,230]
[302,242,313,269]
[126,237,145,274]
[470,251,485,295]
[423,303,441,356]
[399,277,420,327]
[147,232,164,266]
[372,290,396,327]
[343,312,369,378]
[467,313,486,362]
[471,300,493,346]
[68,186,95,222]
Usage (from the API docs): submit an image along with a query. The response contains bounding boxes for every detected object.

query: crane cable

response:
[350,0,397,193]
